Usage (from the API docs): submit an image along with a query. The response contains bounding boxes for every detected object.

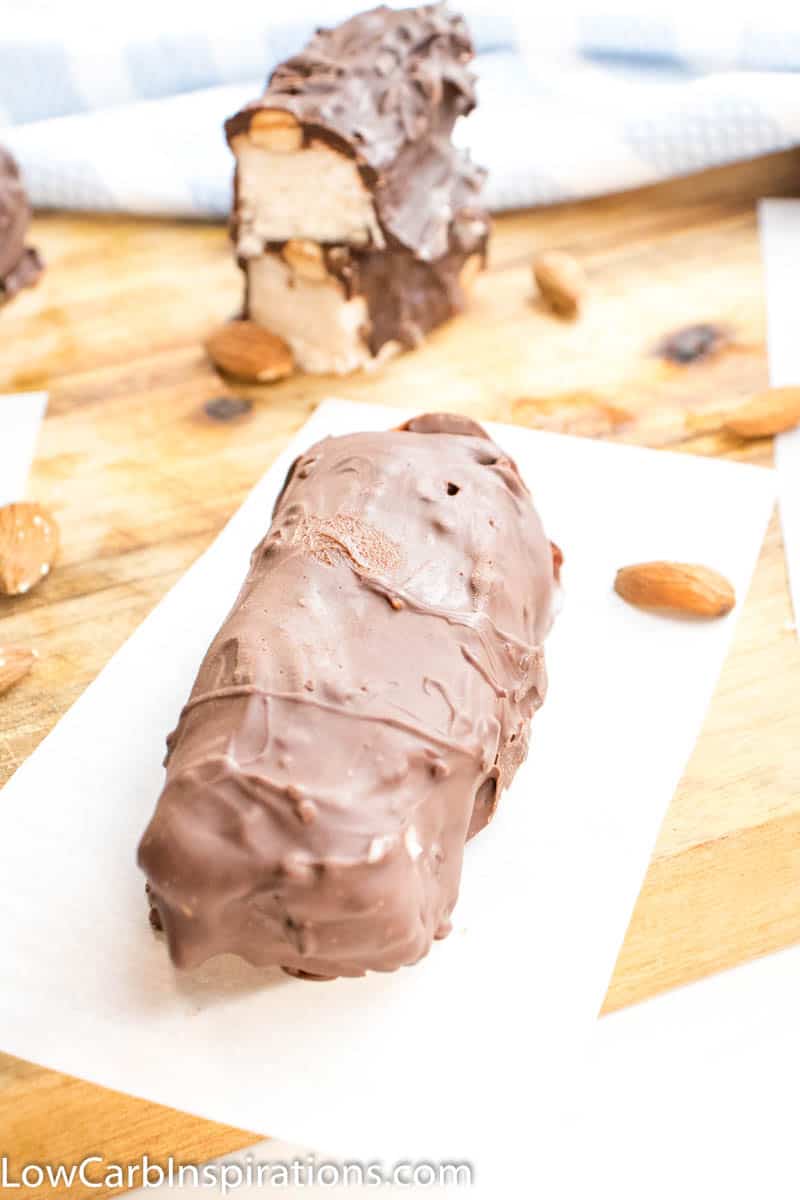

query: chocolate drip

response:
[320,212,487,353]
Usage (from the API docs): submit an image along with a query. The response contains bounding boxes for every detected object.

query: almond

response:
[0,645,36,695]
[248,109,302,152]
[722,386,800,438]
[205,321,294,383]
[0,502,60,596]
[282,239,328,283]
[533,251,586,318]
[614,562,735,618]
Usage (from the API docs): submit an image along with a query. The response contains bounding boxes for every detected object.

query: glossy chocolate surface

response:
[139,416,559,978]
[226,3,485,261]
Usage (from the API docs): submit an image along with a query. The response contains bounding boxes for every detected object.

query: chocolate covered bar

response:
[225,4,477,257]
[0,147,42,301]
[224,4,489,373]
[245,212,488,374]
[138,415,560,978]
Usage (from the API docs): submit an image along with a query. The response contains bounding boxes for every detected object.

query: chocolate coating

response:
[243,155,490,361]
[226,3,485,261]
[138,417,559,977]
[330,241,480,354]
[0,147,42,300]
[323,203,488,353]
[377,132,486,262]
[265,2,476,153]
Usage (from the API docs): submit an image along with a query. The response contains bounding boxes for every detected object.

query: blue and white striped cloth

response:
[2,2,800,218]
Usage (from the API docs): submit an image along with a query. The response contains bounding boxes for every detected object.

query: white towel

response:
[1,3,799,218]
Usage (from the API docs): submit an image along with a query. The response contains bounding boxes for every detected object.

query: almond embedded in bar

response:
[248,109,302,153]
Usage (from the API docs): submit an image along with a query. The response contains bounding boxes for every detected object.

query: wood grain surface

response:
[1,149,799,1196]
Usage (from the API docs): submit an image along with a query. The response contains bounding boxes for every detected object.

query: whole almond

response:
[614,562,735,617]
[0,502,60,596]
[206,321,294,383]
[722,386,800,439]
[0,645,36,695]
[248,108,302,152]
[533,251,586,318]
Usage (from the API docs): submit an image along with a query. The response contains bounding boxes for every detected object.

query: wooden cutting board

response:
[1,149,799,1197]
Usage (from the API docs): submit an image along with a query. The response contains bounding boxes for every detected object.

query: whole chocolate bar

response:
[225,4,479,259]
[139,415,560,978]
[0,147,42,301]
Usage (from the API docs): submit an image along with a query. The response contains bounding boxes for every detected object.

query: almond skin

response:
[205,321,295,383]
[282,239,328,282]
[0,645,36,695]
[533,251,586,318]
[0,502,60,596]
[615,562,735,618]
[248,109,303,152]
[722,386,800,438]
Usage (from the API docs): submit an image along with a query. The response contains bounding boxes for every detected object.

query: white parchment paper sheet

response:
[555,943,800,1200]
[759,199,800,633]
[145,947,799,1199]
[0,391,47,504]
[0,399,775,1177]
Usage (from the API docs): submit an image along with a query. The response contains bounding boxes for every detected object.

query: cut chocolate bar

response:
[245,211,488,374]
[225,4,477,258]
[0,147,42,301]
[224,4,489,373]
[138,416,560,978]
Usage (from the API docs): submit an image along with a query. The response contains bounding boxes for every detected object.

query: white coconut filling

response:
[247,252,373,375]
[234,137,384,256]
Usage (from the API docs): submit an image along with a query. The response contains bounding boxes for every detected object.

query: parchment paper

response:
[0,399,776,1178]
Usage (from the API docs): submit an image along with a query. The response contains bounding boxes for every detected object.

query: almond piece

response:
[0,502,60,596]
[0,645,36,695]
[282,239,329,283]
[533,251,586,318]
[614,562,735,618]
[722,386,800,439]
[205,321,294,383]
[248,109,302,152]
